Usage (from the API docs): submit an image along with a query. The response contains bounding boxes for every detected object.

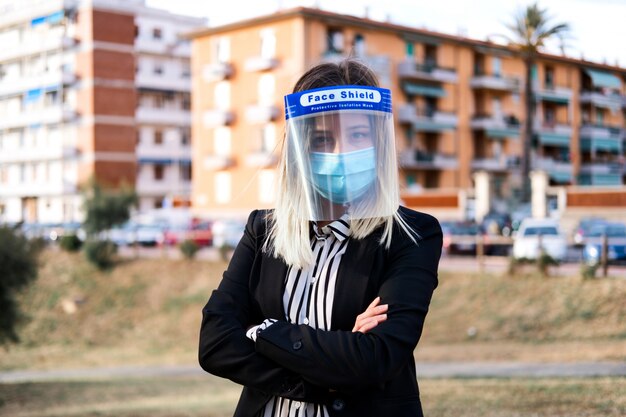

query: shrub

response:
[581,263,599,280]
[59,234,82,252]
[83,239,117,270]
[179,239,200,260]
[0,226,43,344]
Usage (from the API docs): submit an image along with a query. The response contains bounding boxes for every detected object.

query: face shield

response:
[284,85,399,221]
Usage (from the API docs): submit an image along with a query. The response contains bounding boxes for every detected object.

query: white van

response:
[512,218,567,261]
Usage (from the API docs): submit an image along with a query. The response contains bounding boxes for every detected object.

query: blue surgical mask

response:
[309,147,377,204]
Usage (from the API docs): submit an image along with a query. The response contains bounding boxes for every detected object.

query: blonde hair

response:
[263,59,417,268]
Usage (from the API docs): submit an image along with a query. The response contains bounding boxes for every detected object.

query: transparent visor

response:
[284,109,399,221]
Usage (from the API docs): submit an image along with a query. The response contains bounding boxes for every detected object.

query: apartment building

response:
[0,0,204,223]
[189,7,626,219]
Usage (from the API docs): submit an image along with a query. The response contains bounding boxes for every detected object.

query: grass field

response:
[1,375,625,417]
[2,248,626,416]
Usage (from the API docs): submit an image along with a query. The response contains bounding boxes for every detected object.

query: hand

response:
[352,296,388,333]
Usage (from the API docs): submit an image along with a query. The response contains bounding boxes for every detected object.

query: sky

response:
[146,0,626,68]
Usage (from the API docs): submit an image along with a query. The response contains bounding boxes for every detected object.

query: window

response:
[258,74,275,106]
[152,28,162,39]
[405,41,414,58]
[154,130,163,145]
[154,164,164,180]
[596,108,604,125]
[261,123,276,152]
[545,66,555,89]
[327,28,344,53]
[214,172,231,204]
[181,64,191,78]
[182,93,191,110]
[260,29,276,59]
[258,170,275,204]
[424,45,437,68]
[214,127,231,156]
[214,37,230,63]
[181,127,190,146]
[492,57,501,77]
[153,62,163,75]
[181,164,191,181]
[544,106,556,125]
[353,34,365,56]
[214,81,230,109]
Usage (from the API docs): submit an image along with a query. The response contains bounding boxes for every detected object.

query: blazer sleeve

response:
[254,212,442,391]
[199,210,325,402]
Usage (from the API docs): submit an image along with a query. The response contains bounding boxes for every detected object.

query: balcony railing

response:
[0,69,76,97]
[534,122,572,147]
[399,150,458,170]
[470,73,520,91]
[0,145,78,163]
[580,90,623,109]
[136,144,191,161]
[136,107,191,126]
[535,85,572,104]
[202,109,235,127]
[397,59,457,83]
[397,104,457,132]
[0,36,76,62]
[203,154,235,171]
[245,104,279,124]
[135,73,191,92]
[0,106,76,129]
[471,114,520,139]
[471,156,519,171]
[202,62,234,82]
[580,124,622,139]
[245,151,278,168]
[244,56,279,72]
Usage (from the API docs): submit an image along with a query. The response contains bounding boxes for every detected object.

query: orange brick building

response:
[189,7,626,220]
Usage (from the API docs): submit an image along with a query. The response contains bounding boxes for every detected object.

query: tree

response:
[82,180,137,237]
[0,225,43,344]
[503,2,570,203]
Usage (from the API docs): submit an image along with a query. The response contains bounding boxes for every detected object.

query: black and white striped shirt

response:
[247,216,351,417]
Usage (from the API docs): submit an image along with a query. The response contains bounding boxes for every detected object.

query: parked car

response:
[512,218,567,261]
[442,221,481,255]
[573,217,607,246]
[212,219,246,248]
[481,211,513,237]
[108,222,165,247]
[163,219,213,247]
[582,222,626,265]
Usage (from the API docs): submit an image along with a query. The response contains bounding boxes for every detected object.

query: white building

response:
[0,0,205,224]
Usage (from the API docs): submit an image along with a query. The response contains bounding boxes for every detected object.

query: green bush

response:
[179,239,200,260]
[0,226,43,344]
[83,239,117,270]
[581,263,599,280]
[59,234,82,252]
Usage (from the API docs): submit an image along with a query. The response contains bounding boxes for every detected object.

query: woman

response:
[199,59,442,417]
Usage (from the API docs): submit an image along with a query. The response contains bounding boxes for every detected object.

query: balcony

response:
[202,62,234,82]
[471,114,520,139]
[578,163,623,186]
[136,176,192,195]
[0,69,76,97]
[203,154,235,171]
[397,104,457,132]
[535,122,572,147]
[245,151,278,168]
[399,150,458,170]
[244,56,279,72]
[580,91,623,109]
[0,145,78,163]
[535,85,572,105]
[136,143,191,161]
[470,73,520,91]
[471,156,519,172]
[135,38,191,57]
[0,179,77,197]
[580,124,622,153]
[0,36,76,62]
[533,157,573,183]
[135,73,191,92]
[136,107,191,126]
[245,104,279,124]
[0,106,76,130]
[397,59,458,83]
[202,109,235,127]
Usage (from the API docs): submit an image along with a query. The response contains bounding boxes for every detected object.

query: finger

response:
[366,297,381,310]
[354,314,387,333]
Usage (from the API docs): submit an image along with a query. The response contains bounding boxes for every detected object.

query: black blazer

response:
[199,206,442,417]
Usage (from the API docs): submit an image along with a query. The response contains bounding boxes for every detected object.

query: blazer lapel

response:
[331,234,379,330]
[258,254,288,321]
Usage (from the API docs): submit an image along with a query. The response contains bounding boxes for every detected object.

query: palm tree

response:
[503,2,570,203]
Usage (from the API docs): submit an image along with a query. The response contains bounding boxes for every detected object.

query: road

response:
[2,362,626,383]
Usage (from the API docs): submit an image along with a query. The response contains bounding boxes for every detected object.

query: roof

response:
[185,6,626,75]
